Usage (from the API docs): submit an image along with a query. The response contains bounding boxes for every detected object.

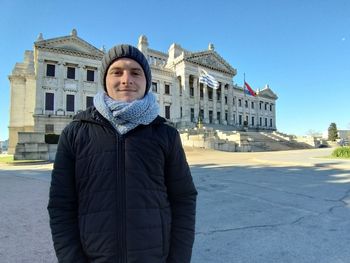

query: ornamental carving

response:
[185,53,236,75]
[43,77,58,87]
[64,80,78,92]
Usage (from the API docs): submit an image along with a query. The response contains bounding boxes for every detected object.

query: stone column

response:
[227,84,233,125]
[203,84,209,123]
[193,76,199,123]
[183,74,190,122]
[221,83,225,124]
[213,87,217,124]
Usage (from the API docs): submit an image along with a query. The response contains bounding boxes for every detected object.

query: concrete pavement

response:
[0,148,349,262]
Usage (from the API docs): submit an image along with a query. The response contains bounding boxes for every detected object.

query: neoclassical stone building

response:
[8,29,277,153]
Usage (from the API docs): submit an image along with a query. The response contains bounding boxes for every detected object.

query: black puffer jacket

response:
[48,107,197,263]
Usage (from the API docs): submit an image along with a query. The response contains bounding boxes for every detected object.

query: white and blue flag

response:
[199,68,219,89]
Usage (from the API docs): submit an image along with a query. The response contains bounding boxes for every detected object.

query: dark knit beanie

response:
[100,44,151,95]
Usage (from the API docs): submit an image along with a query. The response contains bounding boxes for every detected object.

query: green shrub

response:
[331,147,350,158]
[45,133,60,144]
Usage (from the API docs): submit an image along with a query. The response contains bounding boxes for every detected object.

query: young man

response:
[48,44,197,263]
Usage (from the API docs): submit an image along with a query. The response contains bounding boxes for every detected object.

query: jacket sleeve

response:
[47,126,89,263]
[165,130,197,263]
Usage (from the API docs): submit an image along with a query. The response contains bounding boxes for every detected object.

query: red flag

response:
[244,81,256,96]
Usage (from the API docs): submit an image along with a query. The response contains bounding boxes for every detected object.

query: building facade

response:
[8,29,278,154]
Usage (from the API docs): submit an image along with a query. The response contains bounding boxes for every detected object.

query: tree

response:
[328,123,338,141]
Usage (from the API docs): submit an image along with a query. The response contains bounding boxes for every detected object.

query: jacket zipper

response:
[116,134,127,263]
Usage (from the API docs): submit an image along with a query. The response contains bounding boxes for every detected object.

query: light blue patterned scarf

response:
[94,91,159,135]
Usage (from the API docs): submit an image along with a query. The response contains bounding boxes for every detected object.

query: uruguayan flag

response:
[199,69,219,89]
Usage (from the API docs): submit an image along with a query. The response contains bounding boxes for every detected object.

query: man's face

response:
[105,58,147,102]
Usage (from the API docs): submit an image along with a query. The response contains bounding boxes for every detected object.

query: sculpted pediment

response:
[35,34,104,59]
[257,87,278,100]
[184,51,236,75]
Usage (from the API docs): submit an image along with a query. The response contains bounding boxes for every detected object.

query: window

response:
[189,76,194,89]
[270,119,273,127]
[152,82,158,93]
[217,89,221,101]
[265,103,268,110]
[217,112,221,123]
[200,109,204,120]
[251,102,254,109]
[164,84,170,95]
[200,86,203,98]
[251,116,255,126]
[225,111,228,121]
[245,100,248,108]
[209,110,213,123]
[165,105,170,119]
[67,67,75,79]
[190,87,194,97]
[225,96,228,105]
[259,117,262,126]
[45,124,54,134]
[180,107,182,118]
[86,96,93,108]
[233,97,235,105]
[260,101,263,110]
[66,94,75,112]
[265,118,268,127]
[191,108,195,122]
[87,69,94,81]
[208,89,213,100]
[45,93,54,111]
[239,115,242,125]
[270,104,273,111]
[46,64,55,77]
[238,99,242,107]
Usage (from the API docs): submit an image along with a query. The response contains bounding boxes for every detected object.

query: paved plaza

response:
[0,148,350,263]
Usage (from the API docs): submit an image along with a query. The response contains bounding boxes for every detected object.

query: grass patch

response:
[0,155,48,164]
[331,147,350,159]
[0,155,14,163]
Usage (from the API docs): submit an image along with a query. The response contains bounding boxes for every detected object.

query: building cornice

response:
[36,46,104,60]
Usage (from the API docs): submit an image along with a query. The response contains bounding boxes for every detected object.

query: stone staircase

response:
[179,126,315,152]
[245,131,313,151]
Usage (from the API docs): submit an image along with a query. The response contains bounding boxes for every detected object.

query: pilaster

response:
[77,64,84,111]
[56,62,65,111]
[34,59,45,115]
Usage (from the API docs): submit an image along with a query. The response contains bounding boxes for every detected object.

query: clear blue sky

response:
[1,0,349,141]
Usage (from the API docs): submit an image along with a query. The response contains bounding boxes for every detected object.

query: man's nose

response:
[121,72,133,84]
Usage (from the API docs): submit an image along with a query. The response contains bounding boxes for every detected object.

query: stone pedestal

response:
[14,132,49,160]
